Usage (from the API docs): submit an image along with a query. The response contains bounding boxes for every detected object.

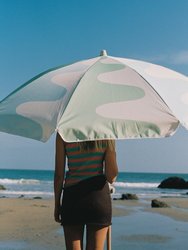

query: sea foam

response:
[0,178,44,185]
[114,182,159,188]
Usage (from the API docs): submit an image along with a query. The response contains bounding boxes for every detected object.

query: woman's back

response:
[64,141,107,187]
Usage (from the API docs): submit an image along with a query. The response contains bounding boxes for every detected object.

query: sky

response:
[1,0,188,173]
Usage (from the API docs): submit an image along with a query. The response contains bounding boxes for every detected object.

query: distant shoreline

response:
[1,168,188,174]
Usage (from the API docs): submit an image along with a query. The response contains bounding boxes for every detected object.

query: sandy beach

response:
[0,196,188,249]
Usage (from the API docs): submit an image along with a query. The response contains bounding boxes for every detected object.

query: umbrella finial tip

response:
[100,50,107,56]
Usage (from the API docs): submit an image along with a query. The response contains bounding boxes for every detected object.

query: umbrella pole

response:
[106,226,111,250]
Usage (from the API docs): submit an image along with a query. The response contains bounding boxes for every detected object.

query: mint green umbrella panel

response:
[0,50,188,142]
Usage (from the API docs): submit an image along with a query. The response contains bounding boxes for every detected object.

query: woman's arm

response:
[104,144,118,184]
[54,133,66,223]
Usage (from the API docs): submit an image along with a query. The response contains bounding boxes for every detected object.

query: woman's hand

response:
[54,205,61,223]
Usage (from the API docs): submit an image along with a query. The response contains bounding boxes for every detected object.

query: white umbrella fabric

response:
[0,50,188,142]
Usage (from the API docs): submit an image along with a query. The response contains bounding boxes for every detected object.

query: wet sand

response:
[0,197,188,249]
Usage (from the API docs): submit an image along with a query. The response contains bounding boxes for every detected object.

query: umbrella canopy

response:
[0,50,188,142]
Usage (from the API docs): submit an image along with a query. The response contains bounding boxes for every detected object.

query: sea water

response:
[0,169,188,198]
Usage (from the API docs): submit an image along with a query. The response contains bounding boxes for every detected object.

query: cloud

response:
[170,51,188,65]
[144,50,188,66]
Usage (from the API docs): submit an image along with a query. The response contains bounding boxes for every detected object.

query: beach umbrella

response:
[0,50,188,143]
[1,50,188,249]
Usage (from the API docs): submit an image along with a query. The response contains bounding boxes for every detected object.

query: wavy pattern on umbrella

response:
[0,50,187,142]
[0,58,98,141]
[58,57,178,141]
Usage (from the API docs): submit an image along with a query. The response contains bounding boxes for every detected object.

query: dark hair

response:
[77,140,115,152]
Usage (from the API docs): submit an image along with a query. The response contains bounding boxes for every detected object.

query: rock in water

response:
[158,177,188,189]
[0,184,6,190]
[151,199,170,208]
[121,193,138,200]
[33,196,42,199]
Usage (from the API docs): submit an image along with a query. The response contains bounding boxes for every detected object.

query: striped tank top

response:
[64,142,106,188]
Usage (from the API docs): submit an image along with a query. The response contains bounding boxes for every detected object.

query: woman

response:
[54,133,118,250]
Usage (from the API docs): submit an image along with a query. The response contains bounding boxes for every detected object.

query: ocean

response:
[0,169,188,199]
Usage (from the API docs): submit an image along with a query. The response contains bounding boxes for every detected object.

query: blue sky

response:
[1,0,188,173]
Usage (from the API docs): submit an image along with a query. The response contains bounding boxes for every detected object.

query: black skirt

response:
[61,175,112,226]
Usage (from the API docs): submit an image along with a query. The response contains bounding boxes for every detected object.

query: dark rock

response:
[33,196,42,199]
[121,193,138,200]
[151,199,170,208]
[158,177,188,189]
[0,184,6,190]
[18,195,24,198]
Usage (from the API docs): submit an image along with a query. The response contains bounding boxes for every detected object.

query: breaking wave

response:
[114,182,159,188]
[0,178,52,185]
